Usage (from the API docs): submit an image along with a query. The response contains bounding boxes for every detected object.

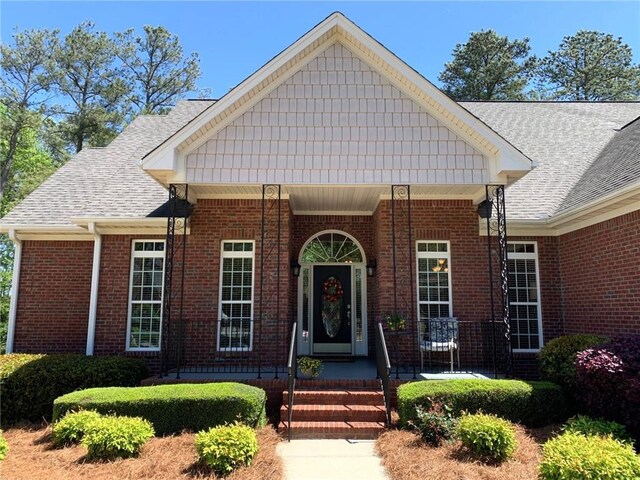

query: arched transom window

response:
[301,231,364,264]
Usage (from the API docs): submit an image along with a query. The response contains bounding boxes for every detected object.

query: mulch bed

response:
[376,425,560,480]
[2,423,284,480]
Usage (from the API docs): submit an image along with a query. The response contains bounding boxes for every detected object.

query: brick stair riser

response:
[280,405,386,423]
[282,392,384,406]
[279,421,385,440]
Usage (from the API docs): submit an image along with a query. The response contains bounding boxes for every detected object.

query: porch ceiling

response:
[189,184,484,214]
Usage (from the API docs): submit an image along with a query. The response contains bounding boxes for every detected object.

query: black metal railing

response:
[287,322,298,441]
[375,322,392,427]
[383,319,510,377]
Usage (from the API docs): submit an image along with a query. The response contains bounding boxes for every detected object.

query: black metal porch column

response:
[390,185,416,379]
[258,185,282,379]
[484,185,513,377]
[160,184,191,378]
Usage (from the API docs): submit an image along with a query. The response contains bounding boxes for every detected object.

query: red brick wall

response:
[559,210,640,337]
[14,241,93,353]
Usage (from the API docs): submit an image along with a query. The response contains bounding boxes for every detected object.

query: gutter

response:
[6,229,22,353]
[85,222,101,355]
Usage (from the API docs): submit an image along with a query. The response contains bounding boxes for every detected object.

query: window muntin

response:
[218,241,255,351]
[127,240,165,351]
[508,242,543,351]
[301,232,363,263]
[417,241,452,320]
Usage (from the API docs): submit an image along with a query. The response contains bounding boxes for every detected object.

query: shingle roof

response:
[559,116,640,213]
[461,102,640,220]
[1,100,639,227]
[0,100,212,226]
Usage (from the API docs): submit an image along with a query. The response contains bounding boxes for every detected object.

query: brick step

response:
[280,403,386,423]
[278,420,385,440]
[281,390,384,406]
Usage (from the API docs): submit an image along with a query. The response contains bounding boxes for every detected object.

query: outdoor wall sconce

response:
[290,259,301,277]
[366,259,377,277]
[477,199,493,219]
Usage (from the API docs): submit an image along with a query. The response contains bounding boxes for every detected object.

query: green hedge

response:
[0,354,148,426]
[53,382,267,435]
[398,379,567,427]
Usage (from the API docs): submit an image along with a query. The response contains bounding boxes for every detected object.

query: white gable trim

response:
[142,13,532,184]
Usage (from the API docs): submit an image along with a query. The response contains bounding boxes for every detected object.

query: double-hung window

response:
[127,240,165,351]
[416,241,452,319]
[507,242,543,351]
[218,241,255,351]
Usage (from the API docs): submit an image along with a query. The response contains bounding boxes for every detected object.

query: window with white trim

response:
[417,241,452,320]
[218,241,254,351]
[508,242,543,351]
[127,240,165,351]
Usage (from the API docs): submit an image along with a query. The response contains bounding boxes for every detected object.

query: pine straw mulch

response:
[376,424,560,480]
[1,423,284,480]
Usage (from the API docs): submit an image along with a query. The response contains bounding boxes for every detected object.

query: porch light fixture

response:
[477,199,493,219]
[366,259,377,277]
[290,259,301,277]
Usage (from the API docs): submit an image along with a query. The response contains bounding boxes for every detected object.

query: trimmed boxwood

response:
[53,382,267,435]
[0,354,148,426]
[398,379,567,427]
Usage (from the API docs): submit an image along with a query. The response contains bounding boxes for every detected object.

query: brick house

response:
[2,13,639,379]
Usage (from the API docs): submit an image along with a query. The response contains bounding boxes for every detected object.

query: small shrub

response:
[53,382,267,435]
[195,422,258,475]
[82,416,154,460]
[538,334,607,392]
[409,400,457,446]
[0,354,148,426]
[540,432,640,480]
[575,335,640,432]
[455,413,517,462]
[564,415,634,445]
[0,430,8,461]
[397,379,567,427]
[52,410,103,447]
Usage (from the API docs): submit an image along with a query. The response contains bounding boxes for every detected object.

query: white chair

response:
[420,317,460,372]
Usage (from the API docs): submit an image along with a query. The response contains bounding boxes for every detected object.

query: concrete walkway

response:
[277,439,389,480]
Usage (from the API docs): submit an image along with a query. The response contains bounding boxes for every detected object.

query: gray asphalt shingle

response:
[1,100,639,226]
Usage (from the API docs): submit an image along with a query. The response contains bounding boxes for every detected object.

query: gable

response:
[185,43,488,185]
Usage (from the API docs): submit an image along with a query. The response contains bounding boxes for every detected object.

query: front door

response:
[313,265,352,354]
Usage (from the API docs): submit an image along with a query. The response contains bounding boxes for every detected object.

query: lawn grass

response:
[376,424,560,480]
[2,422,283,480]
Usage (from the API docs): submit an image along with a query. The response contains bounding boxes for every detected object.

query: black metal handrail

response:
[286,322,297,442]
[376,322,392,427]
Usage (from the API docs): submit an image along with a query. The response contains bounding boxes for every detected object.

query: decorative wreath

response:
[322,277,344,303]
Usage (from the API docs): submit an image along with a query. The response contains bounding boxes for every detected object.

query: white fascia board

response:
[142,14,340,172]
[0,224,88,235]
[71,217,168,227]
[142,12,532,181]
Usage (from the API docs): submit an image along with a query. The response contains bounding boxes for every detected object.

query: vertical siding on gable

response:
[186,43,488,185]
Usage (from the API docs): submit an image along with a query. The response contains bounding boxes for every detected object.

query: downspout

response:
[86,222,101,356]
[6,229,22,353]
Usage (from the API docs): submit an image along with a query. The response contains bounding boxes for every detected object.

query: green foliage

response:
[455,413,517,462]
[538,334,608,392]
[0,354,148,426]
[195,422,258,475]
[439,29,536,100]
[538,30,640,100]
[51,410,103,447]
[82,415,154,460]
[540,432,640,480]
[53,382,267,435]
[564,415,634,445]
[116,25,201,114]
[0,430,8,461]
[297,356,323,378]
[409,400,457,446]
[397,379,567,427]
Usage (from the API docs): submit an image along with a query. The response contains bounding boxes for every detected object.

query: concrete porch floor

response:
[157,358,495,381]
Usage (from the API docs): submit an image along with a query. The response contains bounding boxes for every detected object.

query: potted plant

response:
[382,312,407,331]
[297,356,323,379]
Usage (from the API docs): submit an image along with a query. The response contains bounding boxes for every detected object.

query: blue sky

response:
[2,1,639,98]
